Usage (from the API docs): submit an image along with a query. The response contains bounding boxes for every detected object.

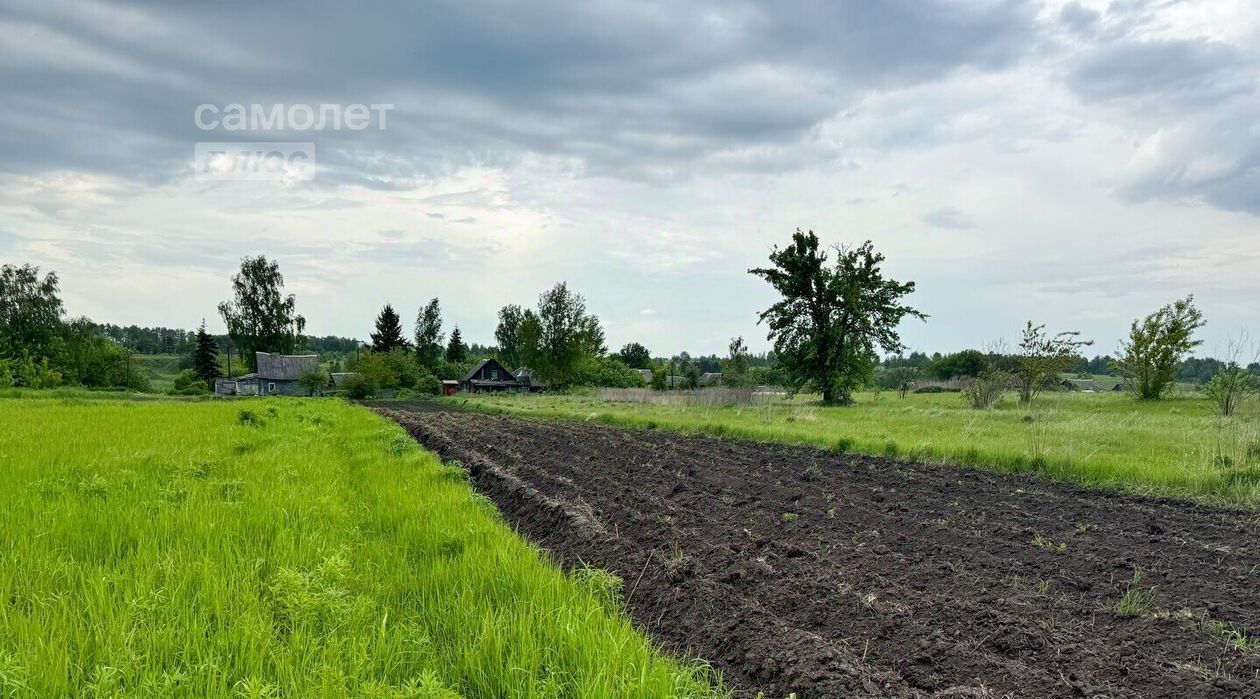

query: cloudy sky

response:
[2,0,1257,357]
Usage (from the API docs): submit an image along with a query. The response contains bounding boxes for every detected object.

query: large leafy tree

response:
[369,303,408,353]
[413,298,444,369]
[1014,321,1092,404]
[217,256,305,371]
[1113,296,1205,400]
[613,342,652,369]
[520,282,605,387]
[192,319,220,384]
[494,304,526,369]
[0,263,64,359]
[749,230,924,404]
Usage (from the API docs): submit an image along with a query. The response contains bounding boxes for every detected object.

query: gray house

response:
[215,352,320,396]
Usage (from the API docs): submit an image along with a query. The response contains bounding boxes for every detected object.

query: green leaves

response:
[749,230,924,404]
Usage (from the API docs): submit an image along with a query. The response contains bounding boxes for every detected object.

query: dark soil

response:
[378,403,1260,699]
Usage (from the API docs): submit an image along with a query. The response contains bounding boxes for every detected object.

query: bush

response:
[341,373,373,400]
[172,369,210,395]
[416,371,442,396]
[963,368,1011,410]
[573,357,646,388]
[1204,365,1258,417]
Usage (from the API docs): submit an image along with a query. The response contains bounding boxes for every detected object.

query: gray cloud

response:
[0,0,1036,182]
[1067,39,1251,106]
[922,207,975,230]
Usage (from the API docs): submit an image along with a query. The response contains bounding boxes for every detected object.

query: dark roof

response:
[1061,378,1102,391]
[255,352,319,381]
[461,358,514,383]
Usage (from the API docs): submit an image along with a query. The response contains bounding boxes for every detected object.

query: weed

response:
[781,512,800,523]
[1114,569,1159,617]
[237,409,265,427]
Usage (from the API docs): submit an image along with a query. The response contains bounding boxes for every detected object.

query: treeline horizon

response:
[94,320,1253,387]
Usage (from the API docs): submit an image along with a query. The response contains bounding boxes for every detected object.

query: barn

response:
[215,352,320,396]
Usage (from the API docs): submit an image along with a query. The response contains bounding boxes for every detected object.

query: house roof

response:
[462,358,492,383]
[461,358,514,383]
[1061,378,1102,391]
[255,352,319,381]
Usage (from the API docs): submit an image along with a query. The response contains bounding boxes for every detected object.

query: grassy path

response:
[0,396,723,698]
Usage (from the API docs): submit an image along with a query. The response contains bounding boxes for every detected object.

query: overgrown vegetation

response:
[0,396,723,697]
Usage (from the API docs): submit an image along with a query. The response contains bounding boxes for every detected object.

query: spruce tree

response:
[445,326,467,363]
[370,303,407,353]
[192,319,219,384]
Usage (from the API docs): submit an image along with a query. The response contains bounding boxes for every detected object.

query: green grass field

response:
[0,395,723,698]
[451,389,1260,506]
[132,353,186,393]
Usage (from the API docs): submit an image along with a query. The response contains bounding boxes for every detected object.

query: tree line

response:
[3,229,1256,412]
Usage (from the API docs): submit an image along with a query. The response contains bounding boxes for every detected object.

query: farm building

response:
[698,372,722,387]
[636,368,653,383]
[214,352,320,396]
[1060,378,1102,392]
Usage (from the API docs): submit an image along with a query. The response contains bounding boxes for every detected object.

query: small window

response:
[267,382,276,393]
[491,370,499,380]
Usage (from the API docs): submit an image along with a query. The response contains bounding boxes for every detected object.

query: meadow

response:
[453,388,1260,506]
[0,395,723,698]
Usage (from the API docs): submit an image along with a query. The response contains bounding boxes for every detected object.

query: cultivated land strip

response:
[382,403,1260,698]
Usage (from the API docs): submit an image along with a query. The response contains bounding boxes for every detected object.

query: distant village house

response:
[215,352,320,396]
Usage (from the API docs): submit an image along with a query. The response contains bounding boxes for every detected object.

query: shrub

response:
[341,374,373,400]
[963,368,1011,410]
[172,369,210,395]
[416,371,442,396]
[573,357,646,388]
[1204,365,1258,417]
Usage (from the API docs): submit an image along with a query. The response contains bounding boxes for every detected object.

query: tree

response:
[495,304,526,369]
[217,256,305,371]
[1112,296,1205,400]
[614,342,652,369]
[369,303,408,353]
[929,350,988,380]
[445,326,467,363]
[0,263,64,359]
[1014,322,1092,404]
[722,336,751,387]
[519,282,606,387]
[414,298,444,369]
[192,319,220,384]
[297,365,328,397]
[749,230,925,404]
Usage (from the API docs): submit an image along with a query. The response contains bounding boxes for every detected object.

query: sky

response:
[1,0,1258,358]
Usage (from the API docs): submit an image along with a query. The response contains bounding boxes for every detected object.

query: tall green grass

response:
[0,397,723,698]
[452,389,1260,506]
